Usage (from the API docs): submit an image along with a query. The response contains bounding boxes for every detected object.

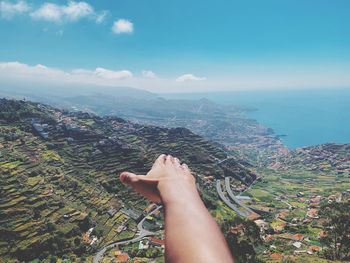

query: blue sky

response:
[0,0,349,92]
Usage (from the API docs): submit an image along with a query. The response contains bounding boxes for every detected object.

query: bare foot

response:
[120,154,196,203]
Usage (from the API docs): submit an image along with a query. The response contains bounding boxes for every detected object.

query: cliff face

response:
[0,99,255,261]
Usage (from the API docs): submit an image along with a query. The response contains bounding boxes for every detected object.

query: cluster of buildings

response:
[82,228,98,246]
[275,144,350,175]
[138,237,165,250]
[254,190,349,260]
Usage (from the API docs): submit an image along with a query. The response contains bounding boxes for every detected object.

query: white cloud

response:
[0,1,107,23]
[0,0,30,19]
[64,1,93,21]
[0,1,109,26]
[0,61,67,77]
[23,1,107,23]
[94,67,133,80]
[142,70,157,79]
[112,19,133,34]
[31,3,61,22]
[0,61,134,90]
[176,73,206,82]
[2,61,350,94]
[72,67,133,80]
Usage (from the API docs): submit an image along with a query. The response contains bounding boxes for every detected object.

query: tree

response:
[221,217,262,263]
[49,255,58,263]
[319,201,350,260]
[74,237,81,246]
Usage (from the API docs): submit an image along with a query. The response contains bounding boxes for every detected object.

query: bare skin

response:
[120,154,234,263]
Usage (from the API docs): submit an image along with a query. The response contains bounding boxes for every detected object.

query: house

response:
[292,241,302,249]
[148,237,165,248]
[306,208,319,219]
[292,234,305,241]
[248,212,260,221]
[270,253,283,260]
[114,251,129,263]
[107,208,117,217]
[87,228,94,236]
[327,193,342,203]
[90,237,98,246]
[144,203,157,214]
[117,225,126,233]
[254,219,268,231]
[308,245,321,252]
[138,240,149,250]
[203,176,214,181]
[319,230,327,238]
[230,224,244,234]
[309,196,322,207]
[153,210,162,218]
[82,233,91,244]
[277,210,289,220]
[82,228,96,245]
[264,235,275,242]
[297,192,305,197]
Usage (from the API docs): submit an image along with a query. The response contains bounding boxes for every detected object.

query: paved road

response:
[224,177,254,214]
[216,180,249,217]
[93,206,162,263]
[215,158,229,165]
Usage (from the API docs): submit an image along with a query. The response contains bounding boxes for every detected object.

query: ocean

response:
[162,88,350,149]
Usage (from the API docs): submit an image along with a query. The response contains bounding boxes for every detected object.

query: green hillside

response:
[0,99,255,262]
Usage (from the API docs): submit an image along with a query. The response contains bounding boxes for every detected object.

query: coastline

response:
[162,88,350,149]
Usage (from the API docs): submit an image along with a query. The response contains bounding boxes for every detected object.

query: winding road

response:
[93,205,162,263]
[224,177,254,214]
[216,179,249,217]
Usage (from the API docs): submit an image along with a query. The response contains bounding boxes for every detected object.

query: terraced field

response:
[0,99,255,262]
[243,166,350,261]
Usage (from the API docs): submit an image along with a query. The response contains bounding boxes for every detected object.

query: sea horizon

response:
[161,88,350,149]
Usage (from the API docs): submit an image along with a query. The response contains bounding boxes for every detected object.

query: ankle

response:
[159,180,200,206]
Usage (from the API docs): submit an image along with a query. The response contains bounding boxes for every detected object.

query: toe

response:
[181,163,192,176]
[165,155,174,165]
[120,171,138,184]
[173,157,180,165]
[173,157,183,171]
[121,171,159,183]
[153,154,166,168]
[120,172,161,202]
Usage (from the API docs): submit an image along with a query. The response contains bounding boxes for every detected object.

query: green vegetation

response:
[221,217,263,263]
[0,99,254,262]
[1,98,348,262]
[319,201,350,261]
[245,153,350,261]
